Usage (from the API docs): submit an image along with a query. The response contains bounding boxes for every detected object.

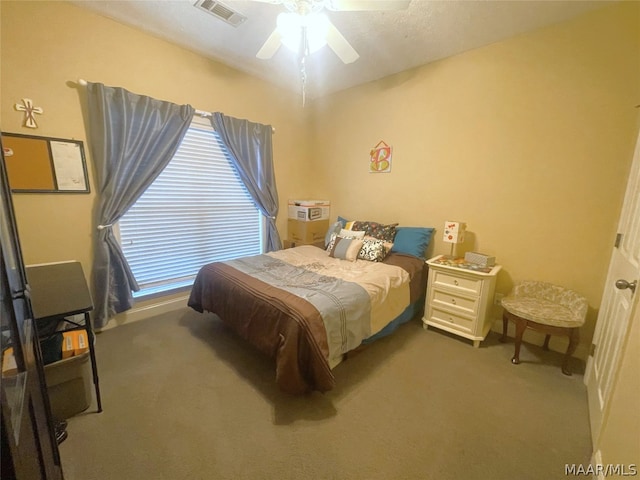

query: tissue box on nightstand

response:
[464,251,496,267]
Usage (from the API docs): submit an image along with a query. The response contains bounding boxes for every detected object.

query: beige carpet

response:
[60,308,592,480]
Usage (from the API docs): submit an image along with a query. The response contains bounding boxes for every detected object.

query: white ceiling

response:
[71,0,614,99]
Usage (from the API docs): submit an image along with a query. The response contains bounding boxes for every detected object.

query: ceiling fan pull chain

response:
[300,54,307,107]
[302,26,311,57]
[299,27,311,107]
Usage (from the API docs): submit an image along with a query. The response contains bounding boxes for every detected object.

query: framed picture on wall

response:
[369,140,392,173]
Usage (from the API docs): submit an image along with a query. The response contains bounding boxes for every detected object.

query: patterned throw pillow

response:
[357,238,388,262]
[352,221,398,243]
[329,237,364,262]
[364,235,393,254]
[324,221,343,248]
[326,233,338,252]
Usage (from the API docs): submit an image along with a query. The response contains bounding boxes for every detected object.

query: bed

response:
[188,222,432,394]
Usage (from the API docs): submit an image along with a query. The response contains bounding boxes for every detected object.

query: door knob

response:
[615,279,637,294]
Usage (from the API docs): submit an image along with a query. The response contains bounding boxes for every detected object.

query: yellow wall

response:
[307,1,640,356]
[0,0,311,276]
[2,1,639,357]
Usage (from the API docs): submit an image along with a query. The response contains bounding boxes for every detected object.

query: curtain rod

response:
[194,110,275,134]
[78,78,275,134]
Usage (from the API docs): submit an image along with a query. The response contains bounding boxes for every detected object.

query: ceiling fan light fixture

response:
[276,12,329,54]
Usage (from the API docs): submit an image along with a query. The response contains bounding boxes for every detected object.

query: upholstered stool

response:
[500,281,588,375]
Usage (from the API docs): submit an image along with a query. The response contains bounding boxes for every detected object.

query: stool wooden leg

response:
[500,312,509,343]
[562,328,580,376]
[543,335,551,350]
[511,318,527,365]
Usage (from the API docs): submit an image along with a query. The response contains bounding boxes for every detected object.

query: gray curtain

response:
[86,82,194,328]
[211,112,282,252]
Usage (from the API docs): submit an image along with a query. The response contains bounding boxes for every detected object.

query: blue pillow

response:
[337,216,350,228]
[391,227,434,258]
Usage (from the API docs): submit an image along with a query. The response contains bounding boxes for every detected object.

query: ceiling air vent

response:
[194,0,247,27]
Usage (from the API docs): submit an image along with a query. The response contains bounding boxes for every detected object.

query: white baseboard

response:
[98,294,190,332]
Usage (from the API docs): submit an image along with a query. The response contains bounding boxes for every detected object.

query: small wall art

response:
[369,140,392,173]
[14,98,43,129]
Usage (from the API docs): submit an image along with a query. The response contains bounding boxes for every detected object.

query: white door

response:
[584,129,640,444]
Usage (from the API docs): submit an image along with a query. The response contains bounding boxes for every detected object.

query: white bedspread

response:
[268,245,411,344]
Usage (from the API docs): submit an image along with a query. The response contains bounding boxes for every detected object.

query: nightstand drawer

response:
[432,270,482,295]
[428,307,473,333]
[431,289,478,316]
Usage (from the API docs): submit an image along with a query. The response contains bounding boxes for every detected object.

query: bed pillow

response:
[329,237,364,262]
[391,227,435,258]
[357,238,388,262]
[326,232,338,252]
[351,220,398,243]
[337,216,350,228]
[326,229,366,252]
[339,228,365,239]
[364,235,393,253]
[324,221,343,248]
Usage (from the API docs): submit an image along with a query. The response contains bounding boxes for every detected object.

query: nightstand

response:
[423,255,502,347]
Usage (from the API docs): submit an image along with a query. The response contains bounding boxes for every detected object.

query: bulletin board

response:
[1,132,90,193]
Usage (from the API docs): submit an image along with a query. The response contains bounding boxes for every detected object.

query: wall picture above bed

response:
[369,140,392,173]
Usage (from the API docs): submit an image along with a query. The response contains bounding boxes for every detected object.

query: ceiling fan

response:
[253,0,411,64]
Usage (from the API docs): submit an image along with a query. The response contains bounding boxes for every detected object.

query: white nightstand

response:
[423,255,502,347]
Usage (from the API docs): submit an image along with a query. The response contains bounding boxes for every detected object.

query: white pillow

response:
[339,228,365,239]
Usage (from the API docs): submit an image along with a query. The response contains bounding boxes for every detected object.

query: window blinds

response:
[119,119,262,297]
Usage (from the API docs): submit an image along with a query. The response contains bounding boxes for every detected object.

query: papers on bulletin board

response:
[50,141,87,191]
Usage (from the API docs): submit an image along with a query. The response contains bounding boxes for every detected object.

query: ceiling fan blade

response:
[326,21,359,64]
[325,0,411,11]
[256,29,283,59]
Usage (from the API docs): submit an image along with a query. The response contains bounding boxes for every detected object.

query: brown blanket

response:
[188,262,334,394]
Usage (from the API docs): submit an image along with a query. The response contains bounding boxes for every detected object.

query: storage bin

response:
[287,200,330,222]
[44,350,92,420]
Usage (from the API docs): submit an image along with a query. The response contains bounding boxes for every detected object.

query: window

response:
[118,117,263,298]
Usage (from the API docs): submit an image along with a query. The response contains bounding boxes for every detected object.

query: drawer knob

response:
[451,298,457,304]
[454,280,459,286]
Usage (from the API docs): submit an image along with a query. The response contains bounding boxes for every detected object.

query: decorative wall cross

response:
[15,98,43,128]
